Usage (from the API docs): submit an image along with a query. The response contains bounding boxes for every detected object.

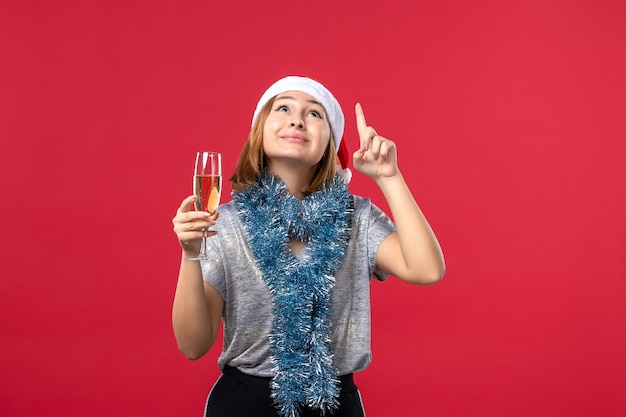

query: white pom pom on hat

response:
[252,76,352,182]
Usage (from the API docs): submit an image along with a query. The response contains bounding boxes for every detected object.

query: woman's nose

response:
[290,119,304,128]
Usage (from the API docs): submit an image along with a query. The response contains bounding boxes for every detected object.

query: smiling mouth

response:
[281,134,307,142]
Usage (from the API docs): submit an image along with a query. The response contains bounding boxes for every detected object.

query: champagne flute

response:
[188,151,222,261]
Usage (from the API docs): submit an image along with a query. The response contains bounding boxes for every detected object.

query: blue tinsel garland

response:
[233,172,354,417]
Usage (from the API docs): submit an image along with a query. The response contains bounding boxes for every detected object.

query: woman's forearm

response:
[171,254,221,360]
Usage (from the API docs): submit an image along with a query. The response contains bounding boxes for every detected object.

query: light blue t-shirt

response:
[201,195,396,377]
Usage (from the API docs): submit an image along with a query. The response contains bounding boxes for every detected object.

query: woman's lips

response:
[281,133,307,143]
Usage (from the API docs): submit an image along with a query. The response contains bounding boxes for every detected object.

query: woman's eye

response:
[275,105,289,112]
[308,110,322,118]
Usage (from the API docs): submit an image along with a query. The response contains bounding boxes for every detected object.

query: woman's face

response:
[262,91,331,170]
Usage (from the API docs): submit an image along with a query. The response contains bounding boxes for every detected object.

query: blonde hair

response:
[229,97,337,195]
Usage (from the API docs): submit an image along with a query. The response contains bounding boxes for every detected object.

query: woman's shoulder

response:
[351,194,374,211]
[350,193,393,223]
[217,200,237,214]
[214,201,241,227]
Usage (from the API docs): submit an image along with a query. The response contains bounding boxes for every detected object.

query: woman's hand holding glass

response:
[173,196,219,259]
[173,151,222,261]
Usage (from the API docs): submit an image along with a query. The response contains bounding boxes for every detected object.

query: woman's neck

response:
[267,161,315,199]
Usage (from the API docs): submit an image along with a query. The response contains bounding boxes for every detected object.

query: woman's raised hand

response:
[172,195,218,256]
[352,103,399,181]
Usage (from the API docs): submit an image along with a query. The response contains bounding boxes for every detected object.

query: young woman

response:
[172,76,445,417]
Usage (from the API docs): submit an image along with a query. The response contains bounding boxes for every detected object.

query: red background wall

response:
[1,1,625,416]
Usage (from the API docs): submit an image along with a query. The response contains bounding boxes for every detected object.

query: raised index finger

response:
[355,103,368,138]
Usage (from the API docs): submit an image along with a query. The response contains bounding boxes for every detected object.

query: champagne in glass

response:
[194,173,222,215]
[189,151,222,261]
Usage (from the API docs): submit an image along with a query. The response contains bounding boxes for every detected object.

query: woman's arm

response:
[353,104,445,284]
[374,174,445,284]
[171,196,224,359]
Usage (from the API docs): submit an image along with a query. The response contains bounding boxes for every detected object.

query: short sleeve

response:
[200,235,227,299]
[354,196,396,281]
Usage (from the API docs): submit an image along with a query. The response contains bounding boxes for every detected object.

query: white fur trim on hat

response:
[252,76,344,151]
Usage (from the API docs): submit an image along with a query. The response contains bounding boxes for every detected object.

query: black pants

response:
[204,366,366,417]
